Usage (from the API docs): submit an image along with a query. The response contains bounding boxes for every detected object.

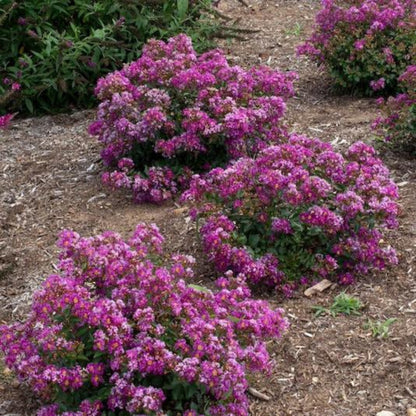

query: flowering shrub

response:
[182,134,399,296]
[89,34,297,203]
[298,0,416,95]
[373,65,416,151]
[0,0,218,114]
[0,224,288,416]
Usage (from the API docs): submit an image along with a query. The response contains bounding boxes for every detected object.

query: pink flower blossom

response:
[0,113,15,129]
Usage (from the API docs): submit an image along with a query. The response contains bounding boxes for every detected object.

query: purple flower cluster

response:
[373,65,416,148]
[183,134,399,294]
[89,34,297,203]
[298,0,416,94]
[0,113,15,129]
[1,74,22,115]
[0,224,288,416]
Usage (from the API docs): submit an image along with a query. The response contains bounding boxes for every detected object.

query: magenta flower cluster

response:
[298,0,416,94]
[89,34,297,203]
[1,75,22,117]
[1,79,20,129]
[0,113,14,129]
[373,65,416,148]
[182,134,399,295]
[0,224,288,416]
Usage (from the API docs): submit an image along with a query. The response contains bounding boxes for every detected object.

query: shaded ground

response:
[1,1,415,415]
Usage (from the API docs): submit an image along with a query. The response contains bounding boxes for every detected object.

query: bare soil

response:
[1,1,415,415]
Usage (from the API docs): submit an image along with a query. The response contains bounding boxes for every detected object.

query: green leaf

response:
[177,0,189,20]
[248,233,260,248]
[24,98,34,113]
[188,284,211,294]
[312,305,327,317]
[228,315,240,323]
[184,383,198,399]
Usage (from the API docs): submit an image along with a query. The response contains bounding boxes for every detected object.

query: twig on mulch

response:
[248,387,271,401]
[405,387,416,398]
[219,26,260,33]
[236,0,250,7]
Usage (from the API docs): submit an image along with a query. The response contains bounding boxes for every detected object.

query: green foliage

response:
[364,317,397,339]
[325,24,415,95]
[313,292,362,317]
[285,22,303,37]
[0,0,218,114]
[230,211,330,282]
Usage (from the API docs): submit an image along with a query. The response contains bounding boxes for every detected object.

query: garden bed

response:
[0,1,415,415]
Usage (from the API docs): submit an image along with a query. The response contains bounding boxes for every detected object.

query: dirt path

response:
[1,1,415,415]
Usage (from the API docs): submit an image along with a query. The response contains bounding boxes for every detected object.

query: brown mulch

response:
[1,1,415,415]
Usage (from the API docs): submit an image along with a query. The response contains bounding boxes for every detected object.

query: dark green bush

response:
[0,0,217,114]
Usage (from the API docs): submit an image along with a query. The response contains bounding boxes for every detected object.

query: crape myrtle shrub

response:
[298,0,416,95]
[88,34,297,204]
[0,0,217,115]
[0,223,288,416]
[373,65,416,152]
[182,135,399,297]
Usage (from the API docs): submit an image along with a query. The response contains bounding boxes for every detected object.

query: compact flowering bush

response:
[373,65,416,151]
[0,224,288,416]
[182,134,399,296]
[89,34,297,203]
[298,0,416,95]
